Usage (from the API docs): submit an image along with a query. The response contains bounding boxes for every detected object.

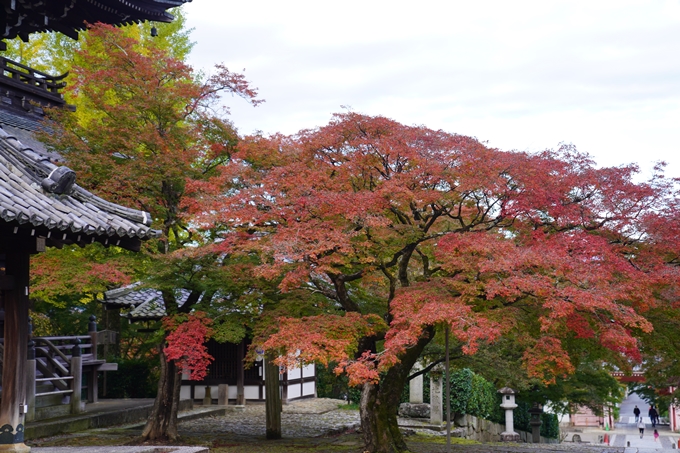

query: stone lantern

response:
[528,402,543,443]
[499,387,520,442]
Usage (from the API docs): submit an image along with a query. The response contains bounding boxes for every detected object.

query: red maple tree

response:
[40,23,261,441]
[187,113,676,453]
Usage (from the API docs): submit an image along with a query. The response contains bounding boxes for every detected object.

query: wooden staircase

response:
[1,316,118,422]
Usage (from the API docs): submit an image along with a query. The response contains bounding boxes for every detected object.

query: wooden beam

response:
[0,223,142,253]
[236,340,245,405]
[0,275,15,290]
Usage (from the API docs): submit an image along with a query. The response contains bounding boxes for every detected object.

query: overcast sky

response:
[182,1,680,178]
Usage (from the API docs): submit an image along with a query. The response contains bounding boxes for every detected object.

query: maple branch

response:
[380,264,397,303]
[389,207,411,225]
[421,204,443,232]
[398,244,416,287]
[309,278,340,302]
[327,272,361,312]
[407,349,463,381]
[409,201,422,221]
[415,248,441,279]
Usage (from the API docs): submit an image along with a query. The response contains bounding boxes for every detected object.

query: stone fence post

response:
[409,362,423,403]
[430,366,443,425]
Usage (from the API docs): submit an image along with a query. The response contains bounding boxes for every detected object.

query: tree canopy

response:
[34,21,262,441]
[186,112,679,453]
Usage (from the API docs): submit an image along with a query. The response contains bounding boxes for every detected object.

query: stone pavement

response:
[563,392,679,452]
[28,398,360,452]
[175,398,361,438]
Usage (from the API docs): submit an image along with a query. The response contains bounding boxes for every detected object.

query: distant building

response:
[103,284,317,405]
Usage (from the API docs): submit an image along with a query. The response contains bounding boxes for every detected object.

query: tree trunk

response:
[142,346,182,441]
[265,356,282,439]
[360,327,434,453]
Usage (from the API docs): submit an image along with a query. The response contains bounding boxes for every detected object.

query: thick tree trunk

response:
[265,356,282,439]
[360,327,434,453]
[142,346,182,441]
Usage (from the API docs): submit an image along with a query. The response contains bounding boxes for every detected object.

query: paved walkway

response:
[612,392,672,449]
[565,392,678,452]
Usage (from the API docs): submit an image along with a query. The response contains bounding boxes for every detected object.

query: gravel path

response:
[178,398,361,438]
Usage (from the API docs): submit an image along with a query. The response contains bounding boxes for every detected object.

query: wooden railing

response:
[0,56,67,94]
[33,336,88,393]
[0,316,117,422]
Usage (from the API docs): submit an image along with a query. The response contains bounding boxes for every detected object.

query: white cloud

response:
[184,0,680,177]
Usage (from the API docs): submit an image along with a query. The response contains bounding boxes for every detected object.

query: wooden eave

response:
[0,123,160,252]
[1,0,191,41]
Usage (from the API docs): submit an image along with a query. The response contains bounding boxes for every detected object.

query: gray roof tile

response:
[0,123,160,250]
[103,284,194,320]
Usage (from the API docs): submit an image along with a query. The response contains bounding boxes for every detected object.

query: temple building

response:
[102,284,317,406]
[0,1,189,451]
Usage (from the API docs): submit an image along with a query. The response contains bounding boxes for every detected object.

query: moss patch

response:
[408,433,480,445]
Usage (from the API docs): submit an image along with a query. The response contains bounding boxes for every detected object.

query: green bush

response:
[449,368,473,416]
[448,368,497,421]
[540,412,560,439]
[316,363,362,404]
[469,372,497,420]
[104,358,158,398]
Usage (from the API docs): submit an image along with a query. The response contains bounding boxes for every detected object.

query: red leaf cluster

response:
[163,312,214,381]
[185,112,679,385]
[258,312,386,385]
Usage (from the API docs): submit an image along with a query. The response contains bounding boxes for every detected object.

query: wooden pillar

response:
[265,356,282,439]
[24,340,35,423]
[0,251,30,452]
[236,340,245,405]
[87,316,98,403]
[281,370,288,404]
[217,384,228,406]
[70,340,83,415]
[203,386,212,406]
[88,315,98,360]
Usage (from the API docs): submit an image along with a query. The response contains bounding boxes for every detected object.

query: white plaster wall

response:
[302,381,315,396]
[180,386,192,400]
[244,385,260,400]
[288,367,301,379]
[288,384,301,399]
[302,364,315,378]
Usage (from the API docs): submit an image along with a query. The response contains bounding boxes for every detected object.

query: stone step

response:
[26,399,198,440]
[34,404,71,421]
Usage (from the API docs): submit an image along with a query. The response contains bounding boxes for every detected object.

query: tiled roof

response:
[103,283,194,320]
[2,0,192,41]
[0,118,160,251]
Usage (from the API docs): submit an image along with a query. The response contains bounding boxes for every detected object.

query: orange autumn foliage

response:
[187,112,677,387]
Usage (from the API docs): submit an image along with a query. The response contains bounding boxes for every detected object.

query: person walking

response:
[633,405,641,422]
[638,419,645,438]
[654,429,659,442]
[649,406,658,428]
